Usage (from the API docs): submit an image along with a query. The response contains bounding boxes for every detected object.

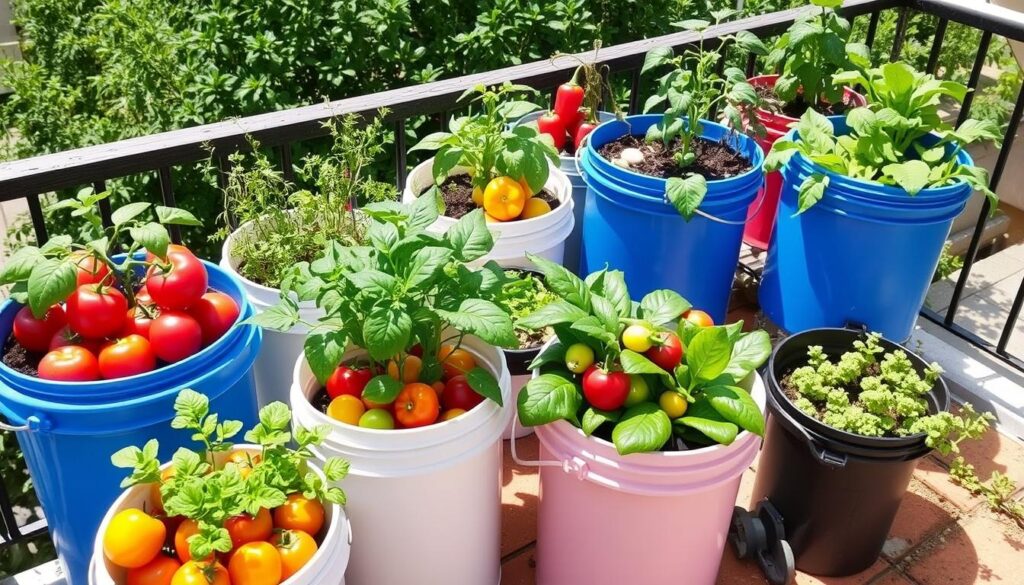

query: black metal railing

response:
[1,0,1023,558]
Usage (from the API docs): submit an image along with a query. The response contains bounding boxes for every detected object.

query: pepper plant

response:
[641,10,768,219]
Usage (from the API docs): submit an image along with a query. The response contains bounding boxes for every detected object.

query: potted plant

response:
[92,390,351,585]
[740,329,991,577]
[744,0,870,249]
[403,83,575,269]
[579,12,767,322]
[758,62,1001,341]
[513,252,772,585]
[218,113,394,407]
[259,198,515,585]
[0,198,259,585]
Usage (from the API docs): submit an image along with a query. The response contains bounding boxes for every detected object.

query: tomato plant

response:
[103,508,166,569]
[274,494,325,536]
[228,541,282,585]
[646,331,683,370]
[582,366,630,411]
[38,345,100,381]
[98,334,157,379]
[224,508,273,549]
[326,365,374,399]
[126,554,180,585]
[71,251,111,287]
[442,375,484,412]
[66,284,129,339]
[189,292,239,345]
[271,530,318,581]
[438,346,477,380]
[395,383,441,428]
[358,408,395,429]
[483,176,527,221]
[12,305,66,352]
[149,310,203,363]
[171,561,229,585]
[326,395,366,425]
[147,250,208,310]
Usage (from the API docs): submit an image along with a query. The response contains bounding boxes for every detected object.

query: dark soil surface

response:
[598,135,751,180]
[433,176,560,220]
[3,336,41,377]
[312,386,332,414]
[755,85,851,118]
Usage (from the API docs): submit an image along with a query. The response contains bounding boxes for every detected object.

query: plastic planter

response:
[0,258,260,585]
[743,75,867,249]
[291,334,511,585]
[402,161,574,269]
[747,328,949,576]
[89,446,350,585]
[579,115,764,324]
[758,118,975,342]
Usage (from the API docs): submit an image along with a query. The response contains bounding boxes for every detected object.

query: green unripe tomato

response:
[621,324,653,352]
[565,343,595,374]
[358,408,395,429]
[624,375,651,407]
[659,391,688,419]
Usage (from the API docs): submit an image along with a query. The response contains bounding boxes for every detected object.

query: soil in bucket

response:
[753,84,854,119]
[430,175,560,219]
[597,135,751,180]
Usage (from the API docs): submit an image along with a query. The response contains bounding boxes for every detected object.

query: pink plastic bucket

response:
[517,374,766,585]
[743,75,867,249]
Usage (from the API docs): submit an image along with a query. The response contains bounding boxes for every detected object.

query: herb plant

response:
[640,10,768,219]
[491,269,560,349]
[766,63,1002,213]
[515,253,772,455]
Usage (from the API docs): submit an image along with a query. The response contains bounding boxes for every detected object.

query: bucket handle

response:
[509,413,589,480]
[0,420,29,432]
[574,143,768,226]
[346,514,353,546]
[787,418,848,469]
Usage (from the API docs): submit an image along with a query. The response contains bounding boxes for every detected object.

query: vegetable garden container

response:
[513,111,616,274]
[89,445,350,585]
[402,161,574,270]
[579,115,764,324]
[221,221,322,407]
[758,118,975,342]
[0,259,260,585]
[516,341,766,585]
[743,75,867,249]
[291,334,512,585]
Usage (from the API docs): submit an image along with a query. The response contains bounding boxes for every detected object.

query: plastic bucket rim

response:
[746,74,868,126]
[221,219,319,311]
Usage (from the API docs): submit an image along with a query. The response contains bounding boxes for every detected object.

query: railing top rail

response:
[916,0,1024,43]
[0,0,898,198]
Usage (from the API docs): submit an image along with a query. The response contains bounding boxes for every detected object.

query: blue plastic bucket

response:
[759,118,974,341]
[0,259,261,585]
[580,115,764,323]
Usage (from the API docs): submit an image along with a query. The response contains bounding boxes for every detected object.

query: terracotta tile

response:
[905,514,1024,585]
[936,406,1024,487]
[869,570,917,584]
[882,479,958,561]
[914,456,982,512]
[717,547,772,585]
[502,434,540,557]
[795,558,890,585]
[501,547,536,585]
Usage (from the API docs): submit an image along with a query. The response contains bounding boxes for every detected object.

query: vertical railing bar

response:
[94,180,113,229]
[439,111,450,132]
[745,52,758,79]
[889,7,910,62]
[26,194,48,245]
[277,143,295,184]
[628,68,642,115]
[926,17,949,75]
[865,11,881,49]
[997,275,1024,353]
[0,466,23,543]
[157,167,182,244]
[394,119,407,192]
[956,30,993,127]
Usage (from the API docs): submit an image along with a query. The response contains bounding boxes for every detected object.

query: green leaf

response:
[788,20,823,45]
[676,416,739,445]
[362,375,403,404]
[571,316,618,347]
[496,100,541,121]
[27,259,77,318]
[407,187,440,232]
[155,206,202,226]
[675,19,709,32]
[518,373,581,427]
[582,407,621,436]
[733,30,767,56]
[704,386,765,436]
[363,306,412,361]
[590,295,619,335]
[432,146,465,183]
[665,175,707,220]
[587,270,631,317]
[527,253,591,311]
[642,46,674,74]
[726,82,758,105]
[324,457,350,482]
[517,300,589,330]
[130,222,171,259]
[723,330,772,381]
[883,160,933,196]
[111,202,151,226]
[346,270,399,296]
[436,299,518,348]
[404,246,453,290]
[242,299,300,332]
[409,131,453,152]
[528,342,567,370]
[621,349,673,377]
[881,62,916,97]
[0,247,42,285]
[303,330,348,384]
[446,209,494,262]
[612,403,672,455]
[687,327,733,382]
[466,367,503,406]
[796,174,829,214]
[640,290,691,325]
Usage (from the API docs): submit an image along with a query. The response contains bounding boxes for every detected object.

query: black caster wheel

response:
[731,500,795,585]
[729,506,766,560]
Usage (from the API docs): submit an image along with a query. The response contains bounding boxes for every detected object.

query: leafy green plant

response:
[950,457,1024,528]
[112,390,348,561]
[515,253,772,455]
[491,269,560,349]
[766,62,1002,213]
[933,243,963,282]
[640,10,768,219]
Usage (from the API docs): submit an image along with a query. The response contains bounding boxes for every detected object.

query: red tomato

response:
[135,286,153,305]
[537,111,567,151]
[38,346,100,381]
[326,365,374,400]
[149,310,203,363]
[683,309,714,328]
[70,252,111,287]
[12,305,66,352]
[145,244,193,263]
[125,305,158,339]
[574,121,598,149]
[146,250,208,310]
[224,508,273,549]
[49,326,102,355]
[99,334,157,379]
[646,332,683,370]
[581,365,630,410]
[127,554,180,585]
[442,374,483,411]
[66,284,129,338]
[188,292,239,345]
[394,383,441,428]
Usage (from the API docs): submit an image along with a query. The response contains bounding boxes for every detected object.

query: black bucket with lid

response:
[750,328,949,577]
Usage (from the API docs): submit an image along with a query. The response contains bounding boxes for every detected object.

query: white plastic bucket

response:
[401,160,574,269]
[221,223,322,407]
[89,446,350,585]
[291,335,512,585]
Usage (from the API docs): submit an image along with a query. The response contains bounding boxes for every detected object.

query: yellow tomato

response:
[472,186,485,207]
[483,176,527,221]
[517,177,534,197]
[659,391,688,419]
[104,508,166,569]
[519,197,551,219]
[485,213,501,223]
[442,408,467,421]
[327,395,366,425]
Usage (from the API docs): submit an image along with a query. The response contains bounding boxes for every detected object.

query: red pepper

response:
[537,111,567,151]
[554,68,586,132]
[574,121,599,150]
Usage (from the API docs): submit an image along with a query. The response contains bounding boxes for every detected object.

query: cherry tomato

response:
[99,334,157,379]
[66,284,128,338]
[442,374,483,412]
[574,121,598,149]
[127,554,181,585]
[146,250,208,310]
[188,292,239,345]
[149,310,203,363]
[441,408,466,421]
[621,324,653,352]
[395,382,440,428]
[386,355,423,384]
[13,305,66,352]
[174,519,200,563]
[624,375,651,407]
[327,394,365,425]
[224,507,273,549]
[326,365,374,399]
[358,408,394,429]
[171,561,229,585]
[49,326,102,355]
[272,530,318,581]
[581,365,630,410]
[438,345,477,379]
[482,176,527,221]
[104,508,166,569]
[145,244,193,263]
[659,391,688,418]
[684,309,714,328]
[228,541,281,585]
[274,493,325,535]
[225,451,261,479]
[70,251,111,287]
[125,304,158,339]
[645,332,683,371]
[564,343,595,374]
[38,346,100,381]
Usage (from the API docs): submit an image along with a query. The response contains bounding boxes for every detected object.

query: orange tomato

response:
[225,508,273,549]
[442,408,467,421]
[174,519,201,563]
[519,197,551,219]
[104,508,166,569]
[386,355,422,384]
[516,177,534,197]
[150,465,176,514]
[226,451,261,479]
[394,383,441,428]
[127,555,181,585]
[683,309,714,328]
[438,345,477,379]
[274,493,326,535]
[171,561,229,585]
[272,530,319,581]
[431,381,446,396]
[483,176,527,221]
[228,542,282,585]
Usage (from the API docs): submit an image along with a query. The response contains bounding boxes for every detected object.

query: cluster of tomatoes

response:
[103,452,325,585]
[472,175,552,223]
[324,345,483,430]
[11,245,240,382]
[564,310,715,415]
[536,74,598,152]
